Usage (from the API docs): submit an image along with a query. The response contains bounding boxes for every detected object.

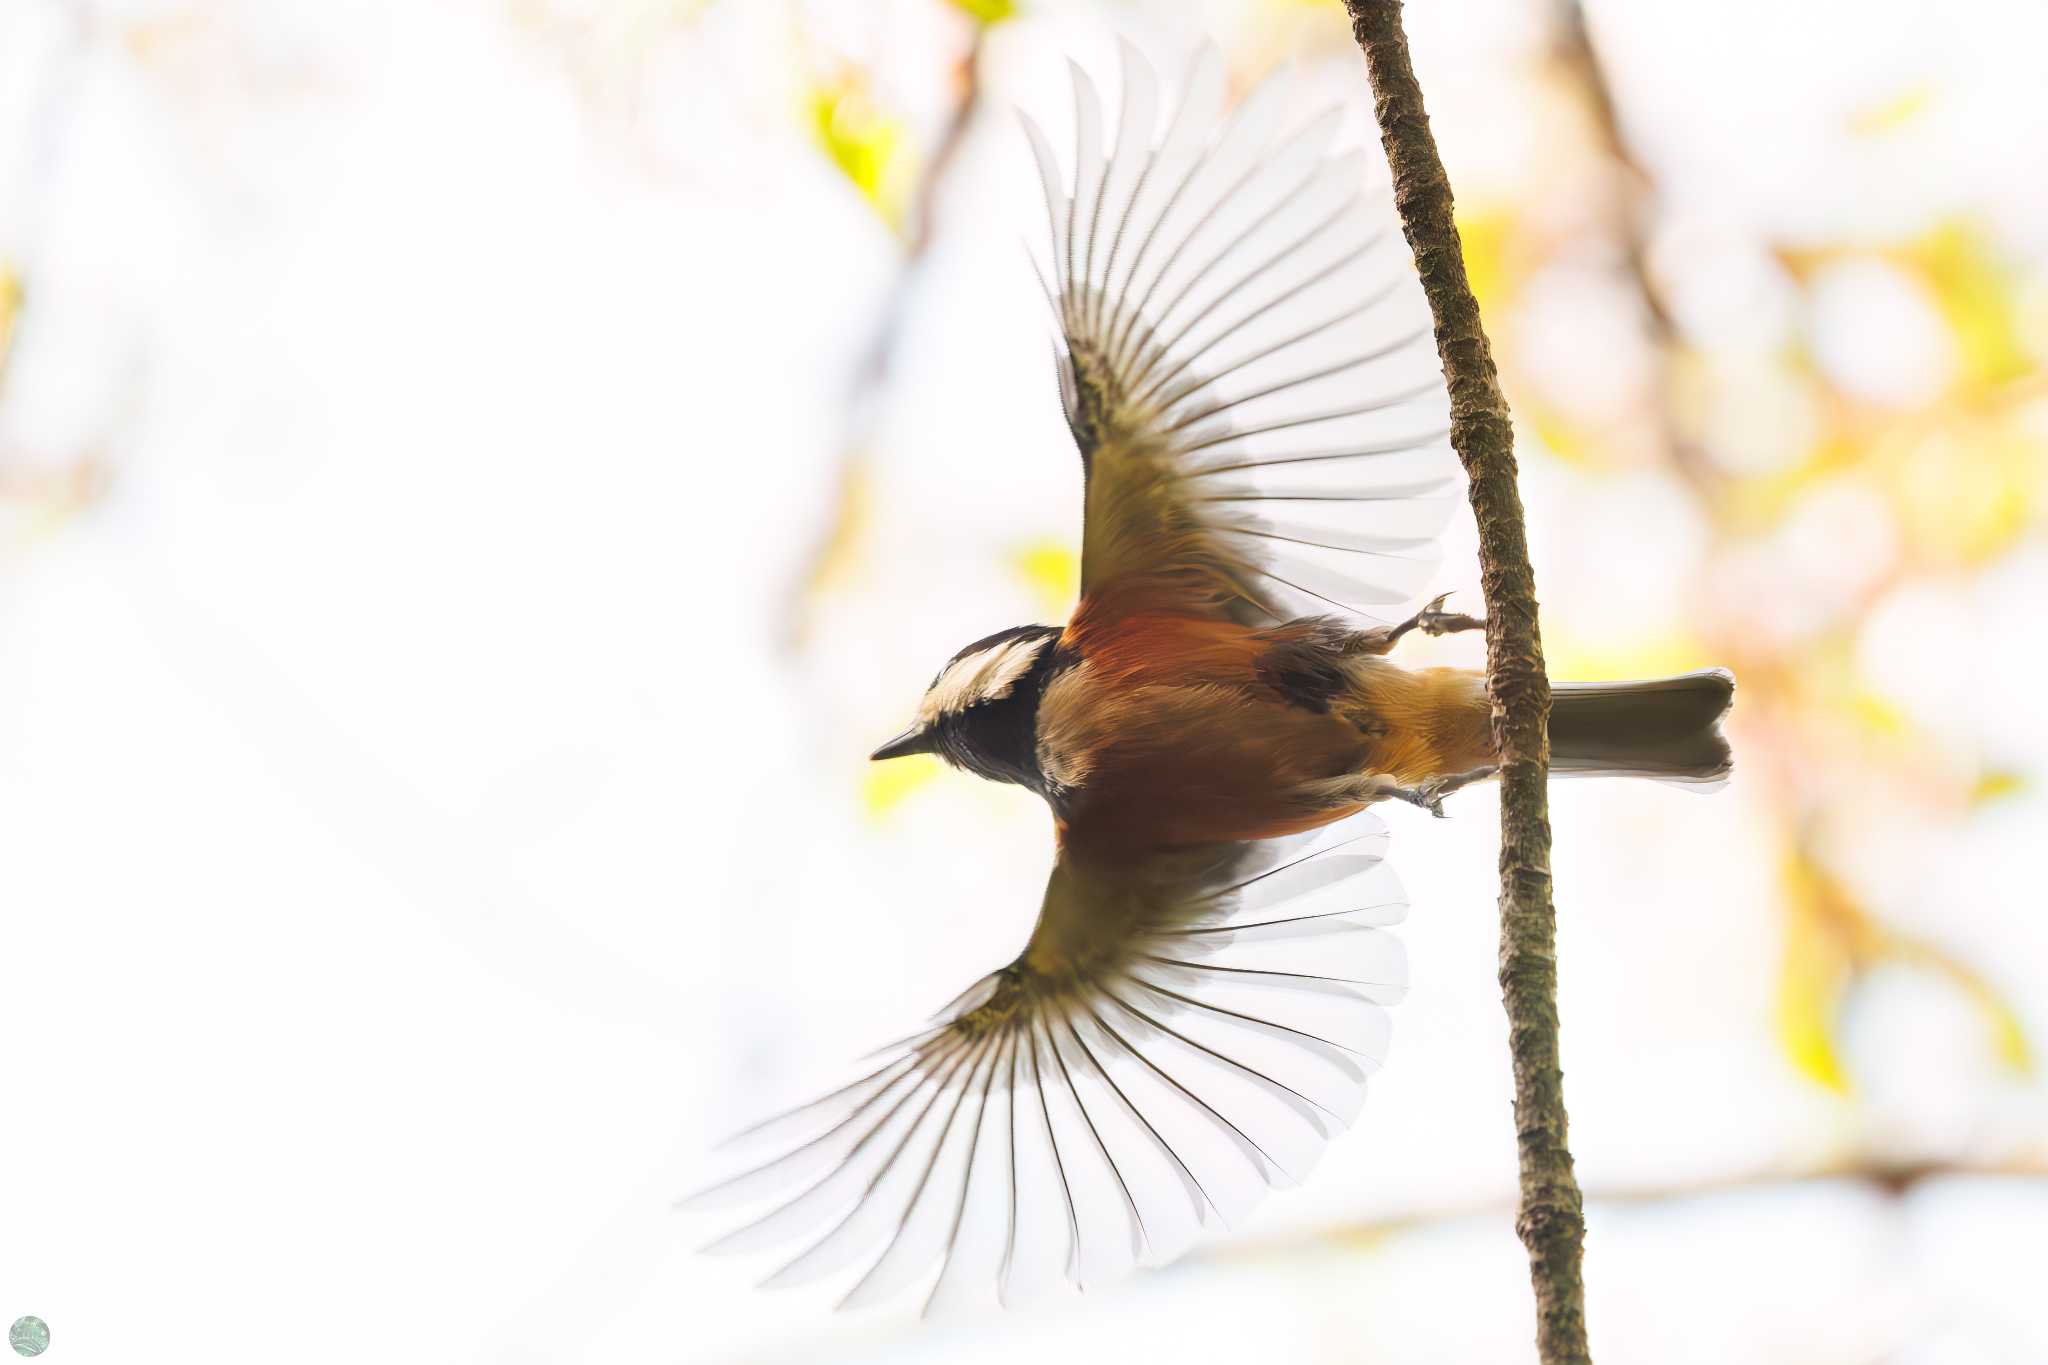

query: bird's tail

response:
[1547,669,1734,787]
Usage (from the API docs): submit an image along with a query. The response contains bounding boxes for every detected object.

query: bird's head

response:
[871,625,1064,787]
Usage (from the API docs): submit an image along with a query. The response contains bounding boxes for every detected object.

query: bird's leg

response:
[1378,780,1450,818]
[1347,592,1486,656]
[1351,765,1501,818]
[1345,773,1445,817]
[1299,763,1502,818]
[1418,765,1499,812]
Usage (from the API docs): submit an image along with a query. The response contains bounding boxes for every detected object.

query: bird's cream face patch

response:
[918,635,1049,726]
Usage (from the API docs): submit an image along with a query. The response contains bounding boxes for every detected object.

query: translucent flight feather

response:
[1026,41,1458,625]
[687,815,1407,1314]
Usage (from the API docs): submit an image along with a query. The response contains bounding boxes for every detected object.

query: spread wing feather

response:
[686,814,1406,1313]
[1026,42,1458,625]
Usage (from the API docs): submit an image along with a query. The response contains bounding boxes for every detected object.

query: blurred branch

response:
[1219,1153,2048,1262]
[1,2,115,536]
[1587,1153,2048,1205]
[1343,4,1585,1362]
[901,35,984,261]
[780,31,987,650]
[1549,0,1716,492]
[1550,0,1665,333]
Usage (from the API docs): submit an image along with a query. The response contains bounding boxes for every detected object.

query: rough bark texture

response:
[1341,3,1592,1361]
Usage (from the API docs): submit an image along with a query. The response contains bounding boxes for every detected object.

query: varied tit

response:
[694,41,1732,1313]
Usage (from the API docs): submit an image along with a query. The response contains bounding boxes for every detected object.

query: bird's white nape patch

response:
[918,635,1048,725]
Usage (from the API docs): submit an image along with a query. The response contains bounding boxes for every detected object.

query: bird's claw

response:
[1414,592,1483,639]
[1383,779,1449,818]
[1346,593,1485,656]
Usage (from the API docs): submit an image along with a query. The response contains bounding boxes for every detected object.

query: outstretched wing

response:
[1026,43,1458,626]
[687,815,1406,1313]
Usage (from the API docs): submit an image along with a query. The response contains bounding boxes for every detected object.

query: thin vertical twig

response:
[1340,3,1590,1361]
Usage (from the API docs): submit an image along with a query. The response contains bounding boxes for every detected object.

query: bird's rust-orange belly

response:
[1039,667,1373,852]
[1041,610,1495,853]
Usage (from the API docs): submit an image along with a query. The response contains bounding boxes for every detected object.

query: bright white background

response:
[3,1,2045,1362]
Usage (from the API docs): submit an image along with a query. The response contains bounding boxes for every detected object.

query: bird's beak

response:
[870,727,936,762]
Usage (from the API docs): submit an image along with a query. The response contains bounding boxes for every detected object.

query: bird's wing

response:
[687,814,1405,1313]
[1028,43,1458,627]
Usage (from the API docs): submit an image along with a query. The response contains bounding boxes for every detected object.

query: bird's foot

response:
[1350,593,1487,655]
[1371,767,1501,818]
[1399,781,1450,819]
[1349,774,1450,818]
[1411,592,1486,639]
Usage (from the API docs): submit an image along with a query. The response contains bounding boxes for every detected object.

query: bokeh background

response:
[4,0,2046,1361]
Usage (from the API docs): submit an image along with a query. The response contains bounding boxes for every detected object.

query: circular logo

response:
[7,1318,48,1359]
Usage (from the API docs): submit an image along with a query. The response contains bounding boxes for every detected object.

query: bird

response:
[688,40,1732,1315]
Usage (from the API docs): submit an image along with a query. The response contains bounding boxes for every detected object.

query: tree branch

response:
[1341,4,1589,1361]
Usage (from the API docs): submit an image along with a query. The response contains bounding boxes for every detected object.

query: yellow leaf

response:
[801,458,872,598]
[1777,966,1850,1093]
[1990,1002,2035,1073]
[1456,207,1515,316]
[0,260,20,374]
[808,78,911,230]
[861,752,943,820]
[1778,845,2036,1090]
[947,0,1016,24]
[1776,853,1855,1093]
[1848,85,1934,136]
[1778,222,2031,402]
[1847,687,1912,739]
[1009,538,1079,619]
[1895,937,2036,1077]
[1543,628,1717,685]
[1885,414,2038,565]
[1526,403,1604,469]
[1895,220,2030,394]
[1971,769,2026,804]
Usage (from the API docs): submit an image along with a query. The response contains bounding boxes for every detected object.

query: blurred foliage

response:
[0,458,111,552]
[1847,84,1934,137]
[1010,538,1080,620]
[0,261,110,542]
[1503,15,2047,1098]
[1971,769,2027,805]
[1456,208,1517,321]
[1780,220,2033,398]
[782,454,874,653]
[807,74,913,232]
[1778,847,2032,1092]
[1543,627,1719,686]
[1776,850,1864,1092]
[947,0,1017,25]
[0,260,20,378]
[862,750,945,817]
[503,0,714,138]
